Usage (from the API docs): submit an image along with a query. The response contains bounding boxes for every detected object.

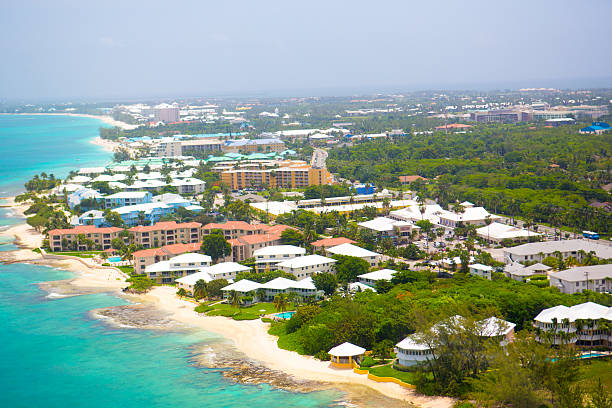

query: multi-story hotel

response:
[48,225,123,251]
[223,138,285,153]
[129,221,201,248]
[220,162,332,190]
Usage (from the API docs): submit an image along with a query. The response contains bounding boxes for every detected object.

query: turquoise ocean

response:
[0,115,341,407]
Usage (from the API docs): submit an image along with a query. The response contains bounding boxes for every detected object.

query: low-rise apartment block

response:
[253,245,306,272]
[129,221,201,248]
[276,254,336,279]
[48,225,123,251]
[133,242,201,274]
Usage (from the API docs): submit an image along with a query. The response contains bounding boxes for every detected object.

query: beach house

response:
[144,253,212,284]
[357,269,396,287]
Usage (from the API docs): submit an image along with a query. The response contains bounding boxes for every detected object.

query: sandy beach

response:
[90,136,120,153]
[0,210,452,407]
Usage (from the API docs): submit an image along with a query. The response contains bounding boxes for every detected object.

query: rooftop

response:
[326,243,380,258]
[276,254,336,269]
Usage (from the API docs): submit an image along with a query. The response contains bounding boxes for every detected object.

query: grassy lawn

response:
[267,321,307,354]
[116,265,134,275]
[577,358,612,391]
[197,302,293,321]
[361,363,420,384]
[55,251,102,258]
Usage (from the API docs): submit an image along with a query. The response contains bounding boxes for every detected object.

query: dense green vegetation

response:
[327,124,612,233]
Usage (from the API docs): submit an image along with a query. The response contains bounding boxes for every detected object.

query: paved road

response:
[311,148,328,169]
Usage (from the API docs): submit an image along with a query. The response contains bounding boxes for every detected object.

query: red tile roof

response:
[162,242,201,255]
[311,237,356,248]
[48,225,123,235]
[132,247,168,258]
[129,221,201,233]
[202,221,260,231]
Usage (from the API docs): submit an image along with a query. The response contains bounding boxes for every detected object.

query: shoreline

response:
[0,210,453,407]
[0,112,138,130]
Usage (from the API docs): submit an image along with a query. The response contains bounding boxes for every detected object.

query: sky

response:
[1,0,611,101]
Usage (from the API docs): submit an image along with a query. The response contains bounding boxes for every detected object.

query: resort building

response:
[156,138,223,157]
[357,217,416,242]
[68,187,103,209]
[476,222,538,244]
[504,262,551,281]
[325,243,381,267]
[549,265,612,294]
[533,302,612,346]
[133,242,201,274]
[144,253,212,284]
[311,237,357,251]
[154,103,180,122]
[358,269,396,287]
[48,225,123,251]
[503,239,612,264]
[468,263,493,280]
[253,245,306,272]
[277,254,337,279]
[170,178,206,194]
[77,210,106,227]
[226,232,286,262]
[202,221,269,240]
[223,138,285,153]
[396,317,516,367]
[104,191,152,209]
[129,221,201,248]
[220,163,332,190]
[438,206,500,228]
[328,342,366,368]
[219,276,318,303]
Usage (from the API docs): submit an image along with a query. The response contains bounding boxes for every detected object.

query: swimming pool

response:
[580,353,606,359]
[108,256,122,263]
[273,311,295,319]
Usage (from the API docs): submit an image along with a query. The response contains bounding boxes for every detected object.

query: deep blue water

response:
[0,115,340,407]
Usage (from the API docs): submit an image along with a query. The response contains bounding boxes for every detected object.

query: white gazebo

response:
[327,342,366,368]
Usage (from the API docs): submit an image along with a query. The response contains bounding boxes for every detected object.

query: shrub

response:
[314,351,330,361]
[261,317,273,323]
[360,355,376,368]
[194,304,213,314]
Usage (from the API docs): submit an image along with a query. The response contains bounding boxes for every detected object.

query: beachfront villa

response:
[395,316,516,368]
[104,191,152,209]
[533,302,612,346]
[219,276,318,302]
[357,269,396,287]
[325,243,381,267]
[144,253,212,284]
[253,245,306,272]
[328,342,366,368]
[48,225,123,251]
[276,254,337,279]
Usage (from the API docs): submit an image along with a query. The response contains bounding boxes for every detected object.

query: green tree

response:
[280,229,304,246]
[229,290,242,308]
[206,279,228,299]
[333,255,370,284]
[274,293,289,312]
[371,339,393,362]
[200,234,232,263]
[176,288,187,298]
[104,210,124,227]
[312,272,337,296]
[193,279,207,301]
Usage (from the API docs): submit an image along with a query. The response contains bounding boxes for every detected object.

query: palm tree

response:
[382,197,391,216]
[176,288,187,298]
[274,293,289,312]
[287,291,298,309]
[255,288,266,303]
[229,290,242,308]
[193,279,207,301]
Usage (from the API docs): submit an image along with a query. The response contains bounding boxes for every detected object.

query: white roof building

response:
[504,239,612,263]
[328,342,366,357]
[326,243,381,266]
[276,254,337,279]
[476,222,539,243]
[349,282,377,293]
[549,264,612,294]
[468,263,493,280]
[358,269,396,286]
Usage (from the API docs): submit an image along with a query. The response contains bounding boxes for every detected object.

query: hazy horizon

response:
[1,0,612,101]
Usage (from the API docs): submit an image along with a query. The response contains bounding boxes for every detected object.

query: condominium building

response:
[133,242,201,274]
[153,103,180,122]
[503,239,612,264]
[220,163,332,190]
[144,253,212,284]
[156,138,223,157]
[104,191,152,209]
[253,245,306,272]
[48,225,123,251]
[201,221,269,239]
[129,221,202,248]
[533,302,612,346]
[223,138,285,153]
[276,254,337,279]
[549,264,612,294]
[226,228,291,262]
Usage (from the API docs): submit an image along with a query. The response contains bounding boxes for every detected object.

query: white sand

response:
[139,287,455,408]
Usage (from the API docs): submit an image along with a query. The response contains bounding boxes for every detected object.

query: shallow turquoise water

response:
[0,114,112,196]
[0,115,341,407]
[0,264,340,407]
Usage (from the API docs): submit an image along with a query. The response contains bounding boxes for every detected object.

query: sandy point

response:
[137,286,455,408]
